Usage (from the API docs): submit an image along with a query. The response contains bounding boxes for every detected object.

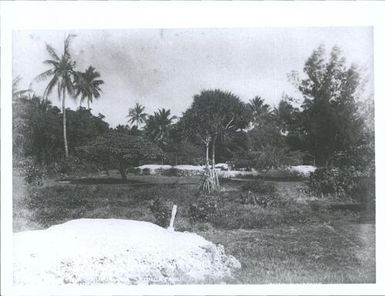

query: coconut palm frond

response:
[64,74,75,98]
[64,34,77,59]
[73,66,104,108]
[34,69,55,83]
[42,75,59,100]
[43,59,60,67]
[45,43,60,61]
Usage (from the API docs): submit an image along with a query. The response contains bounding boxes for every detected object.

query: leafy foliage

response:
[180,89,250,165]
[307,167,360,200]
[73,66,104,109]
[241,180,282,208]
[145,108,177,149]
[13,95,109,169]
[78,130,163,179]
[189,196,219,223]
[291,46,366,166]
[240,97,303,174]
[127,103,148,129]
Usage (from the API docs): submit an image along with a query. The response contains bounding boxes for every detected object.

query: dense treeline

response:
[13,39,374,200]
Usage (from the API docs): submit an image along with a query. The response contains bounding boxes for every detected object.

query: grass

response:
[13,172,375,284]
[199,223,375,284]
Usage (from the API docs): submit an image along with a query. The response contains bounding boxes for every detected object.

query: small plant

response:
[149,198,174,227]
[141,168,152,175]
[307,167,359,200]
[189,196,219,223]
[240,180,283,208]
[15,157,45,186]
[162,167,179,177]
[242,180,277,196]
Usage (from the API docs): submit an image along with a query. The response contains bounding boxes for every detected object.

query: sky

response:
[13,27,373,127]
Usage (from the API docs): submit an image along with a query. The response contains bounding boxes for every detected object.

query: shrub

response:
[161,167,179,177]
[15,157,45,186]
[189,195,219,223]
[149,198,174,228]
[240,180,283,207]
[45,155,97,177]
[141,168,152,175]
[307,167,358,199]
[241,179,276,195]
[350,176,375,207]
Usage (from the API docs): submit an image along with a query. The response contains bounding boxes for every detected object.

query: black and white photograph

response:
[1,2,385,295]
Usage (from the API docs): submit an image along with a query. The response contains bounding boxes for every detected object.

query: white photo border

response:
[1,1,385,295]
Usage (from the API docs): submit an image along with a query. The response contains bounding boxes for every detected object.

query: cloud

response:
[13,27,373,127]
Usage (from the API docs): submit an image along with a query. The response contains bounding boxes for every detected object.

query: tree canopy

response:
[180,89,250,167]
[290,45,366,166]
[78,131,163,180]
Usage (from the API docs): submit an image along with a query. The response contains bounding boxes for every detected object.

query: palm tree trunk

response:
[62,88,69,158]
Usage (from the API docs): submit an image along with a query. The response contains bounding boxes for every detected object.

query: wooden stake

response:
[167,205,177,231]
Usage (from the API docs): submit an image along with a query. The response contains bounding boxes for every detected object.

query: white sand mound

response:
[173,165,205,171]
[288,165,317,177]
[14,219,241,285]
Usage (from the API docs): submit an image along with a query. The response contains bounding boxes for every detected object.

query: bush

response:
[189,195,219,223]
[149,198,175,228]
[15,157,45,186]
[240,180,283,207]
[46,155,97,177]
[141,168,152,175]
[242,180,277,195]
[307,167,359,200]
[350,176,375,208]
[161,167,179,177]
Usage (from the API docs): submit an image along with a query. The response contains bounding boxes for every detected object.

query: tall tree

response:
[291,45,365,166]
[73,66,104,109]
[35,34,77,158]
[13,95,63,165]
[127,103,148,129]
[181,89,250,168]
[248,96,272,128]
[145,108,176,148]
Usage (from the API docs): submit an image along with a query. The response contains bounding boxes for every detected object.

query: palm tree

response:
[127,103,147,129]
[35,34,77,158]
[73,66,104,109]
[248,96,272,127]
[146,108,176,147]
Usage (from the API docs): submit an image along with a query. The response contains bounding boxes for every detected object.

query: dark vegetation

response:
[13,173,374,283]
[12,37,375,283]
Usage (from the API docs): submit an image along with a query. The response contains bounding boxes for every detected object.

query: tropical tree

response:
[35,34,77,158]
[145,108,177,148]
[127,103,147,129]
[248,96,272,128]
[73,66,104,109]
[290,45,365,166]
[180,89,250,192]
[181,89,250,168]
[78,131,163,180]
[246,121,303,178]
[13,95,63,165]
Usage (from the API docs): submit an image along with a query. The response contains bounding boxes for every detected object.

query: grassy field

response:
[13,172,375,284]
